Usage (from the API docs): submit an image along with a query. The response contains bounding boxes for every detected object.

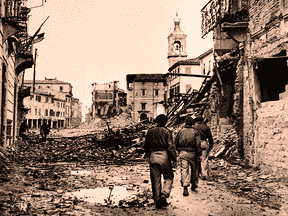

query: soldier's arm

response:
[144,130,151,158]
[195,132,202,156]
[167,130,176,162]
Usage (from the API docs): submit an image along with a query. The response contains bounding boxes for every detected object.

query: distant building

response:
[91,81,124,118]
[71,97,82,127]
[166,58,201,104]
[23,78,82,129]
[126,74,166,122]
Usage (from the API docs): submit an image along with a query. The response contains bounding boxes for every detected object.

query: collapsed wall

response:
[202,49,245,159]
[252,86,288,175]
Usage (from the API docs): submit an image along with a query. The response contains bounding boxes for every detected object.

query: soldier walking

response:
[175,116,201,196]
[144,114,177,209]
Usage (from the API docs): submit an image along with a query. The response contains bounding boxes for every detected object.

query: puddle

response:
[68,186,136,206]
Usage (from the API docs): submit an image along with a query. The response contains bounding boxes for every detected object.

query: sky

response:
[25,0,213,117]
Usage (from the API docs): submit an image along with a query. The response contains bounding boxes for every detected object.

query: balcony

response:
[201,0,249,38]
[3,1,30,42]
[15,38,33,75]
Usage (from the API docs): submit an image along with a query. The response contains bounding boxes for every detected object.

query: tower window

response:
[142,89,146,96]
[141,103,146,110]
[60,86,63,92]
[155,89,159,96]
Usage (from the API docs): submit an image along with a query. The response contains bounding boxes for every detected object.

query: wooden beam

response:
[166,73,211,78]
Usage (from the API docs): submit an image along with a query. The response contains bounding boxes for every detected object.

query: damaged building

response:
[91,81,125,118]
[199,0,288,176]
[0,1,36,146]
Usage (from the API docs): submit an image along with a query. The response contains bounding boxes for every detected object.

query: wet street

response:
[0,159,285,215]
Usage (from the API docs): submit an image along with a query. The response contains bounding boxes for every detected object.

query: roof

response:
[24,79,72,86]
[195,48,213,60]
[127,74,166,83]
[168,58,200,71]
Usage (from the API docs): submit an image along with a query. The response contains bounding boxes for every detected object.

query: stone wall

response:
[254,85,288,175]
[249,0,288,58]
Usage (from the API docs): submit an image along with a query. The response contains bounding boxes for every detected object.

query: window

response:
[141,89,146,96]
[45,109,48,116]
[38,108,41,116]
[203,63,206,74]
[50,109,55,116]
[142,82,145,85]
[185,67,191,74]
[36,95,41,102]
[186,84,192,93]
[141,103,146,110]
[176,85,180,94]
[38,86,42,89]
[45,97,48,103]
[30,95,34,100]
[60,86,63,92]
[51,98,54,103]
[35,108,37,115]
[177,68,180,73]
[47,86,50,88]
[154,89,159,96]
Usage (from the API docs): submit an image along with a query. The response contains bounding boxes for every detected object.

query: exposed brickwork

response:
[255,89,288,175]
[244,0,288,176]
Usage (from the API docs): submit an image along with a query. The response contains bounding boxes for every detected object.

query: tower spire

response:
[173,11,182,33]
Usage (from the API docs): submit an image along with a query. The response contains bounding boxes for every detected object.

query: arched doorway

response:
[140,113,147,121]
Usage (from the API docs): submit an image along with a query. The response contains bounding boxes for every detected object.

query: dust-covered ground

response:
[0,157,286,216]
[1,114,288,215]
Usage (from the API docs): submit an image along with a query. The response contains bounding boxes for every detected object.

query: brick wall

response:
[255,85,288,176]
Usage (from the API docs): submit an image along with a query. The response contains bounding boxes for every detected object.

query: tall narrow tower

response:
[167,12,188,68]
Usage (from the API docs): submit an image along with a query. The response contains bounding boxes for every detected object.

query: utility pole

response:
[33,48,37,92]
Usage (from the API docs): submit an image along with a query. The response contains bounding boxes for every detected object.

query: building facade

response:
[166,59,201,104]
[126,74,166,122]
[91,81,121,118]
[23,78,82,129]
[71,97,82,127]
[0,1,37,146]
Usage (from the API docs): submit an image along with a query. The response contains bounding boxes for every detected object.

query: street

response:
[0,129,286,216]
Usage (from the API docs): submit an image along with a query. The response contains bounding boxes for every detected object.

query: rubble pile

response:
[16,120,154,165]
[209,158,282,210]
[210,128,239,160]
[77,113,134,130]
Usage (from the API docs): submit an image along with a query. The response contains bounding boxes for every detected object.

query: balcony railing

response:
[201,0,229,38]
[4,0,30,41]
[201,0,248,38]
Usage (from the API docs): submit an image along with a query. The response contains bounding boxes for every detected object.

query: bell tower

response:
[167,12,188,68]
